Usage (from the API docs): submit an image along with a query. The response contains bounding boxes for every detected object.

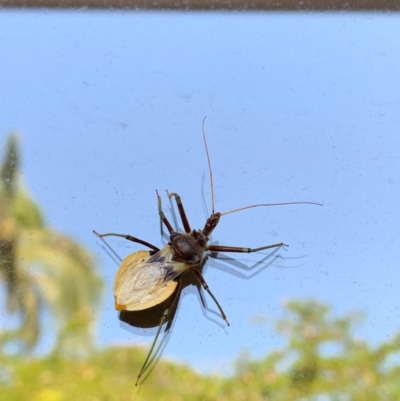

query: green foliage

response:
[0,134,19,200]
[11,190,45,229]
[1,347,213,401]
[1,300,399,400]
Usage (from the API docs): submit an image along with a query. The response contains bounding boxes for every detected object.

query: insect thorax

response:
[169,230,208,265]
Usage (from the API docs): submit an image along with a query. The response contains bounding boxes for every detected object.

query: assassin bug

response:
[93,118,322,385]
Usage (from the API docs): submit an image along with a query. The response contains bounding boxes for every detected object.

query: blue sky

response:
[1,10,400,374]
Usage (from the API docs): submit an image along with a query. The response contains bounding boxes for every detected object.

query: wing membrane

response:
[114,246,190,311]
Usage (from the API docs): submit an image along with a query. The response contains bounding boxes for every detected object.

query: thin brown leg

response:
[156,190,174,234]
[206,242,286,254]
[136,279,182,386]
[168,192,191,234]
[192,269,230,326]
[93,230,160,252]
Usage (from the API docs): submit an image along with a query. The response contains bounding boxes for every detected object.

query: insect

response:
[93,118,322,385]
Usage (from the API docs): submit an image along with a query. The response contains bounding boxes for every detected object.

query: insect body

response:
[94,119,322,385]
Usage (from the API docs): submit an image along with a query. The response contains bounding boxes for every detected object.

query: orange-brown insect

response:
[94,118,322,385]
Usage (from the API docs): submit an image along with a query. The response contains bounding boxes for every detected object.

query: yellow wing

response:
[113,245,189,311]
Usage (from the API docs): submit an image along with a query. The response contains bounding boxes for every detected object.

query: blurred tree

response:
[0,134,103,356]
[232,299,400,400]
[1,299,399,399]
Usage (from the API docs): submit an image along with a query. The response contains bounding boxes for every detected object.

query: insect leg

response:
[92,230,160,252]
[156,190,175,234]
[206,242,286,253]
[192,269,230,326]
[136,279,182,386]
[167,192,191,233]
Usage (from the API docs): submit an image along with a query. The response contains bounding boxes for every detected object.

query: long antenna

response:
[202,117,215,214]
[221,201,323,216]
